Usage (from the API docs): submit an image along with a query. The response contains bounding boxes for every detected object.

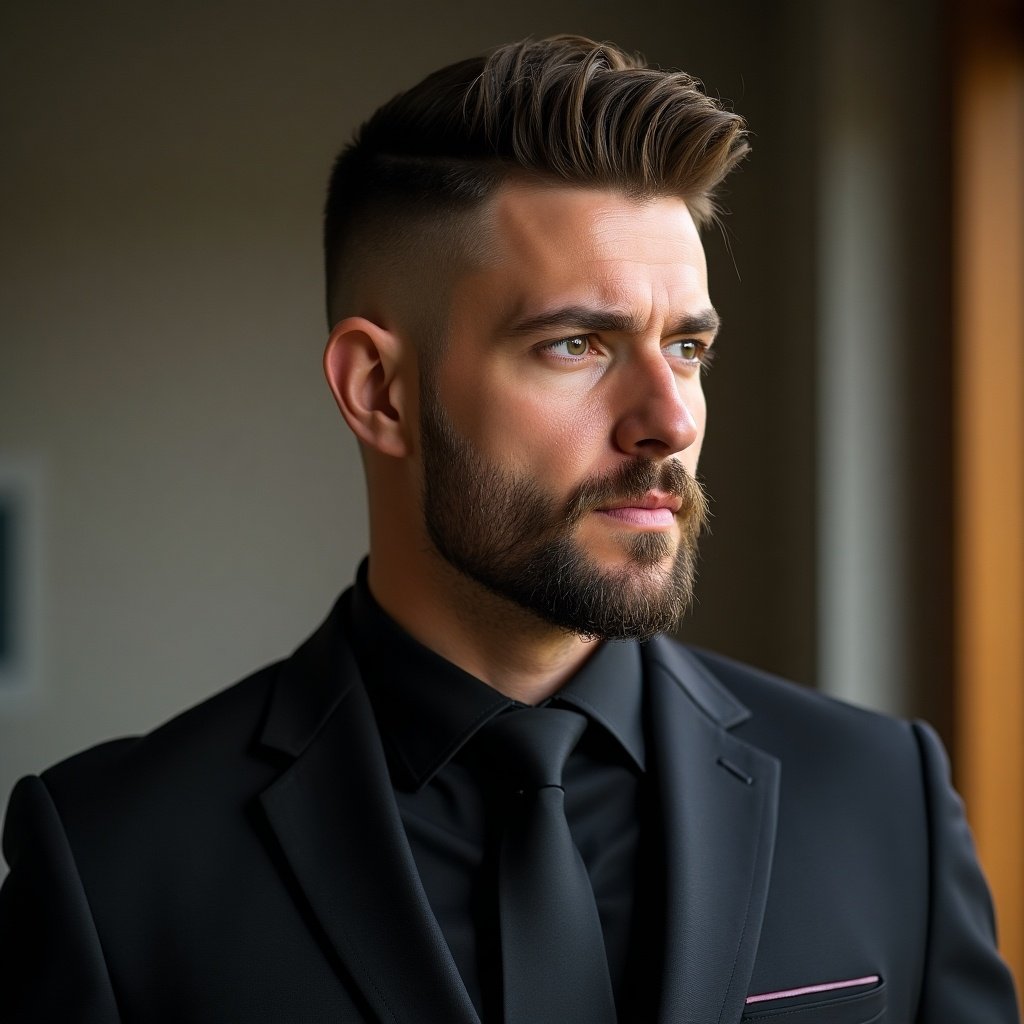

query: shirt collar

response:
[551,638,645,772]
[348,561,646,790]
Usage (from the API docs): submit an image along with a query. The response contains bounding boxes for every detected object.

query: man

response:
[0,35,1018,1024]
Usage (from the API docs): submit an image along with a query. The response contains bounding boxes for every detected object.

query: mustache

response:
[562,459,709,531]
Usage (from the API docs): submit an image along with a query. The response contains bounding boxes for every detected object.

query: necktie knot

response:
[484,706,587,792]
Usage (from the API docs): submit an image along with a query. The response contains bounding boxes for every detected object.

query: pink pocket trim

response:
[745,974,880,1005]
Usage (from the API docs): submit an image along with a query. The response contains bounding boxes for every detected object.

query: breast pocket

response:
[741,976,885,1023]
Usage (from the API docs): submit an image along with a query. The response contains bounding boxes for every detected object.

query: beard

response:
[419,393,709,641]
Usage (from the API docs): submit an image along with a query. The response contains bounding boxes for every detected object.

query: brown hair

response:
[324,35,748,330]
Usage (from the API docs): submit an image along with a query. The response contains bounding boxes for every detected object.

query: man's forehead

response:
[453,183,711,335]
[485,181,701,255]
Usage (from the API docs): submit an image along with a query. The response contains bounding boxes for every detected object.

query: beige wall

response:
[0,0,952,808]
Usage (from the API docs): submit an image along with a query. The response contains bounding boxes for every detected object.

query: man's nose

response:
[611,354,700,458]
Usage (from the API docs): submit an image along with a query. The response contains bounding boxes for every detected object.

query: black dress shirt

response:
[349,565,652,1022]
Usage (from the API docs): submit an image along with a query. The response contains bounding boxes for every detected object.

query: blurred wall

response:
[0,0,951,807]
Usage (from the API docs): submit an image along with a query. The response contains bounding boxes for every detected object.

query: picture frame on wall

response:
[0,457,43,707]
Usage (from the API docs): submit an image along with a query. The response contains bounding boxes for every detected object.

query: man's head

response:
[323,37,746,642]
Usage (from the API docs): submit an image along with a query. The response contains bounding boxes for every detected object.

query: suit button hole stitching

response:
[717,757,754,786]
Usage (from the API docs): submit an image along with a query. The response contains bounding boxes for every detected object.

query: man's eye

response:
[666,339,712,367]
[547,335,591,358]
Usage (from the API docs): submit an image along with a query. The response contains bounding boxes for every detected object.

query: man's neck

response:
[367,552,601,705]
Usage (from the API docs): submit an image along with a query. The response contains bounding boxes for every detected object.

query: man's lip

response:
[596,492,682,513]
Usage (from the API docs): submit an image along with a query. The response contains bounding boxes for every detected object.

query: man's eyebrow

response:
[502,305,721,339]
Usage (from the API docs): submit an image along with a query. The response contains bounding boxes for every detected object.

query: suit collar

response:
[261,613,753,761]
[642,634,752,730]
[642,638,780,1024]
[257,591,480,1024]
[259,591,356,758]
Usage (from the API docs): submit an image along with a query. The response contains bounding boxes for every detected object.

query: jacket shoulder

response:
[38,662,284,830]
[31,594,354,844]
[675,641,922,761]
[684,642,901,720]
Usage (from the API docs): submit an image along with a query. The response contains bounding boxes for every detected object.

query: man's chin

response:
[524,555,692,641]
[577,519,680,568]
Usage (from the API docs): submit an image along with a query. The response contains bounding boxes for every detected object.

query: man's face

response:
[418,184,716,639]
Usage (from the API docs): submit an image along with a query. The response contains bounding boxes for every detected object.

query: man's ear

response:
[323,317,412,458]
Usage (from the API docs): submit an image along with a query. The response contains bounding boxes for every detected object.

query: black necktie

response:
[484,707,617,1024]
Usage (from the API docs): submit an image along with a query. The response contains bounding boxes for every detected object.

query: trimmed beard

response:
[419,392,709,640]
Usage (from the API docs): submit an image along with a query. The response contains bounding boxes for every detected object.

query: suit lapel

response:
[644,639,780,1024]
[258,596,479,1024]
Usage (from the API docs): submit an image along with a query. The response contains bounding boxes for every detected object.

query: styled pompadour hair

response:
[324,35,748,329]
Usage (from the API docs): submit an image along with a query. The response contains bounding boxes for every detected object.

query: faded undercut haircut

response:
[323,34,748,352]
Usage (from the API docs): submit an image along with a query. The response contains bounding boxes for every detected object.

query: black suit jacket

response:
[0,590,1018,1023]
